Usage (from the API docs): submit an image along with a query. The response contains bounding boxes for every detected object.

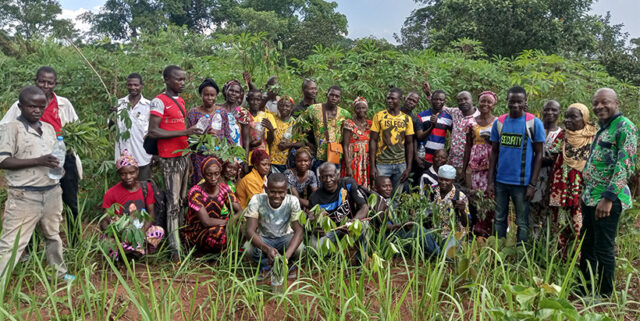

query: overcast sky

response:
[60,0,640,44]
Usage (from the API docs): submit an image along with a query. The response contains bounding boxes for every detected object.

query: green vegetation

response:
[0,15,640,320]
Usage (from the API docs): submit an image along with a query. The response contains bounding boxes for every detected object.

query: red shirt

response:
[150,94,188,158]
[41,93,62,133]
[102,182,154,215]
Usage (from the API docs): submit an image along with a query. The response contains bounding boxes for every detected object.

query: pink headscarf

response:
[116,149,138,170]
[478,91,498,105]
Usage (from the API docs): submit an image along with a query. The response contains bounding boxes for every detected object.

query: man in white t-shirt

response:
[245,173,304,278]
[111,73,153,180]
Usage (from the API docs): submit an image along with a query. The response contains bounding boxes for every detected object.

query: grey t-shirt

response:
[244,193,301,238]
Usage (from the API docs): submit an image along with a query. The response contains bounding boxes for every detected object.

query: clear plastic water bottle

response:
[284,126,293,140]
[417,142,426,160]
[211,110,223,131]
[254,122,263,138]
[48,136,66,180]
[195,114,210,132]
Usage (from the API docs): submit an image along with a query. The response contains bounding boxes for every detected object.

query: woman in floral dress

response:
[341,97,372,187]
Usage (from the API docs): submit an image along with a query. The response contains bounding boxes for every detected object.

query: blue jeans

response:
[376,163,408,193]
[495,182,529,243]
[247,234,302,270]
[390,225,440,258]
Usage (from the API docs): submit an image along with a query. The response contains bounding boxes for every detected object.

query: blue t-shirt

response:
[490,114,545,186]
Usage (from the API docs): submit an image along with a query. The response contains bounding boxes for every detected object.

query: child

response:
[245,173,304,279]
[222,160,241,193]
[0,86,75,282]
[374,176,439,257]
[101,150,165,260]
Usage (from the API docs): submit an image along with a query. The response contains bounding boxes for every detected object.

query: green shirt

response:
[582,114,638,210]
[305,104,351,161]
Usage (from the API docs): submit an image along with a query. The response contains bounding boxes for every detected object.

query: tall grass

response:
[1,197,639,321]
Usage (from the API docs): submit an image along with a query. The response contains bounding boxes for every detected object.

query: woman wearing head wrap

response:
[101,149,165,260]
[463,91,497,191]
[549,103,597,255]
[182,156,242,253]
[219,79,252,160]
[341,97,372,187]
[462,91,497,236]
[187,78,234,185]
[236,149,271,209]
[269,95,303,172]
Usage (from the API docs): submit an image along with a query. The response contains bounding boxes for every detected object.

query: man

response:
[293,78,318,116]
[419,149,449,194]
[370,88,414,193]
[401,91,425,186]
[0,86,75,284]
[112,73,153,181]
[263,76,280,115]
[443,91,480,180]
[416,90,452,166]
[309,163,369,260]
[487,86,545,245]
[305,86,351,171]
[148,65,202,259]
[430,165,469,258]
[374,176,439,257]
[245,173,305,279]
[1,66,82,247]
[579,88,637,298]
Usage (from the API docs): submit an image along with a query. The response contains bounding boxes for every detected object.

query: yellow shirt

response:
[371,110,415,165]
[250,111,277,154]
[269,116,296,165]
[236,168,266,209]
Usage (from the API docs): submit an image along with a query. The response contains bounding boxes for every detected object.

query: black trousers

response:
[579,199,622,297]
[60,151,80,247]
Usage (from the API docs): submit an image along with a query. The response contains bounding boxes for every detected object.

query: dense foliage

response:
[1,29,639,213]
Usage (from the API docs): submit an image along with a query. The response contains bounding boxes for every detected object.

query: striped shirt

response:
[418,109,453,163]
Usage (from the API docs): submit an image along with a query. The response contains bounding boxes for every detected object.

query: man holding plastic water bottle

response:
[0,86,75,284]
[1,66,82,247]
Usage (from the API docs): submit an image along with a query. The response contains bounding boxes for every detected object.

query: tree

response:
[0,0,76,39]
[397,0,600,57]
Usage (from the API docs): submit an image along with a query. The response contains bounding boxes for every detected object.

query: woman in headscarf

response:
[549,103,597,255]
[341,97,372,187]
[236,149,271,209]
[187,78,234,185]
[219,79,252,161]
[101,149,165,260]
[462,91,497,236]
[182,157,242,253]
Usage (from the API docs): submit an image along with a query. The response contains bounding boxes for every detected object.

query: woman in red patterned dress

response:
[342,97,372,187]
[182,157,242,253]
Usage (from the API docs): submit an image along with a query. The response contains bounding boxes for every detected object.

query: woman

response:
[284,147,319,209]
[182,157,242,253]
[271,96,303,173]
[549,103,597,254]
[530,100,563,237]
[342,97,371,187]
[220,79,252,160]
[187,78,233,185]
[101,150,164,260]
[463,91,497,191]
[463,91,497,237]
[247,89,276,154]
[236,149,271,209]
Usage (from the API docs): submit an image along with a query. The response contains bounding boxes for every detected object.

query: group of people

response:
[0,65,637,299]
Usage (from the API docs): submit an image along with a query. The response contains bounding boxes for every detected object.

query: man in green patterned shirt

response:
[580,88,638,298]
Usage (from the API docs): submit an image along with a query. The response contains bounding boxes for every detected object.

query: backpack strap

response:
[496,114,508,137]
[139,180,151,207]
